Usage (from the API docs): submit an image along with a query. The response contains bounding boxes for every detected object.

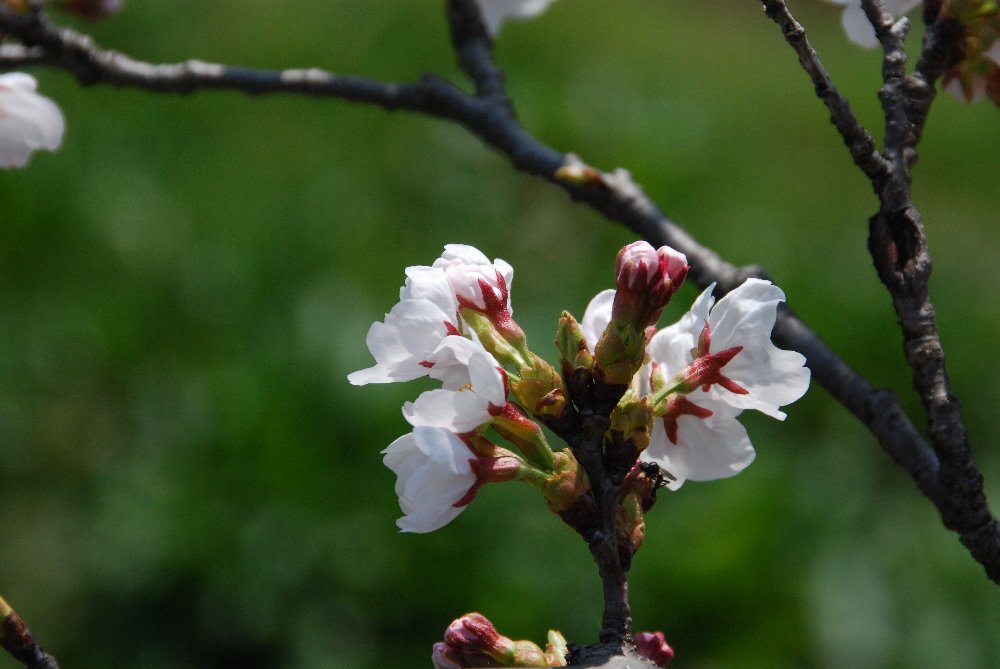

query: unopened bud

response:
[444,613,513,660]
[612,242,688,329]
[635,631,674,666]
[542,449,591,514]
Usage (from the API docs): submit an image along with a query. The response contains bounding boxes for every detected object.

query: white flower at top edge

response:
[473,0,556,36]
[382,426,478,533]
[823,0,920,49]
[0,73,65,169]
[403,336,507,433]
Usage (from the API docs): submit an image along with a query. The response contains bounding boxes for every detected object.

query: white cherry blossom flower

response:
[824,0,920,49]
[383,426,479,533]
[403,336,507,433]
[0,73,65,169]
[433,243,514,314]
[347,296,460,385]
[635,279,809,488]
[660,279,810,419]
[474,0,555,36]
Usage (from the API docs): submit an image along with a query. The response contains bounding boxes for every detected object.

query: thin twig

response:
[757,0,890,187]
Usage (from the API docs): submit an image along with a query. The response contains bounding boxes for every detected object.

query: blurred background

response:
[1,1,999,667]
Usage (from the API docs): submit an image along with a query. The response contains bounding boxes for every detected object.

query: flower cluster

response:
[431,613,675,668]
[350,244,580,533]
[938,1,1000,105]
[581,269,810,489]
[433,613,568,668]
[351,242,810,533]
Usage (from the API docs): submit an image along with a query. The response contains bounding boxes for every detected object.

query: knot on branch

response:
[867,209,929,293]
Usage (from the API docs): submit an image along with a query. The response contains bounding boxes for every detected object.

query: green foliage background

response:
[1,1,999,667]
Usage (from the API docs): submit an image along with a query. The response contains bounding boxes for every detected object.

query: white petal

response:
[0,73,65,168]
[347,298,455,385]
[403,388,492,433]
[473,0,555,36]
[382,427,476,533]
[986,41,1000,67]
[580,289,615,350]
[642,401,754,490]
[435,244,493,267]
[401,266,460,322]
[840,2,879,49]
[705,279,810,418]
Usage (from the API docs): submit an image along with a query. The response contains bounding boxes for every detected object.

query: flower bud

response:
[542,449,591,514]
[611,242,688,329]
[438,613,558,667]
[544,630,569,666]
[635,631,674,666]
[555,311,594,374]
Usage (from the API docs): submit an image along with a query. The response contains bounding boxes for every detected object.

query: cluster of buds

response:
[431,613,675,668]
[432,613,568,668]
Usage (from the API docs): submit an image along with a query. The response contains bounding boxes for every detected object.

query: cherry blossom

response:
[403,336,508,433]
[823,0,920,49]
[0,73,65,169]
[382,426,479,533]
[473,0,555,37]
[655,279,811,420]
[349,244,509,385]
[432,243,514,314]
[639,279,809,487]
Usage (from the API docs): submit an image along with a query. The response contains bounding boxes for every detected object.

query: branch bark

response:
[759,0,1000,582]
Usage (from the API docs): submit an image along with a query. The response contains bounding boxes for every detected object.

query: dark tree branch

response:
[1,2,995,579]
[445,0,511,105]
[758,0,890,186]
[760,0,1000,582]
[0,596,59,669]
[862,0,1000,581]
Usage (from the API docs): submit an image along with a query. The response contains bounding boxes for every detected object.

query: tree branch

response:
[759,0,1000,582]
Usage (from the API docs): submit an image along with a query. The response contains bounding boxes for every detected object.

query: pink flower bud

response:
[444,613,513,659]
[611,242,689,330]
[635,631,675,666]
